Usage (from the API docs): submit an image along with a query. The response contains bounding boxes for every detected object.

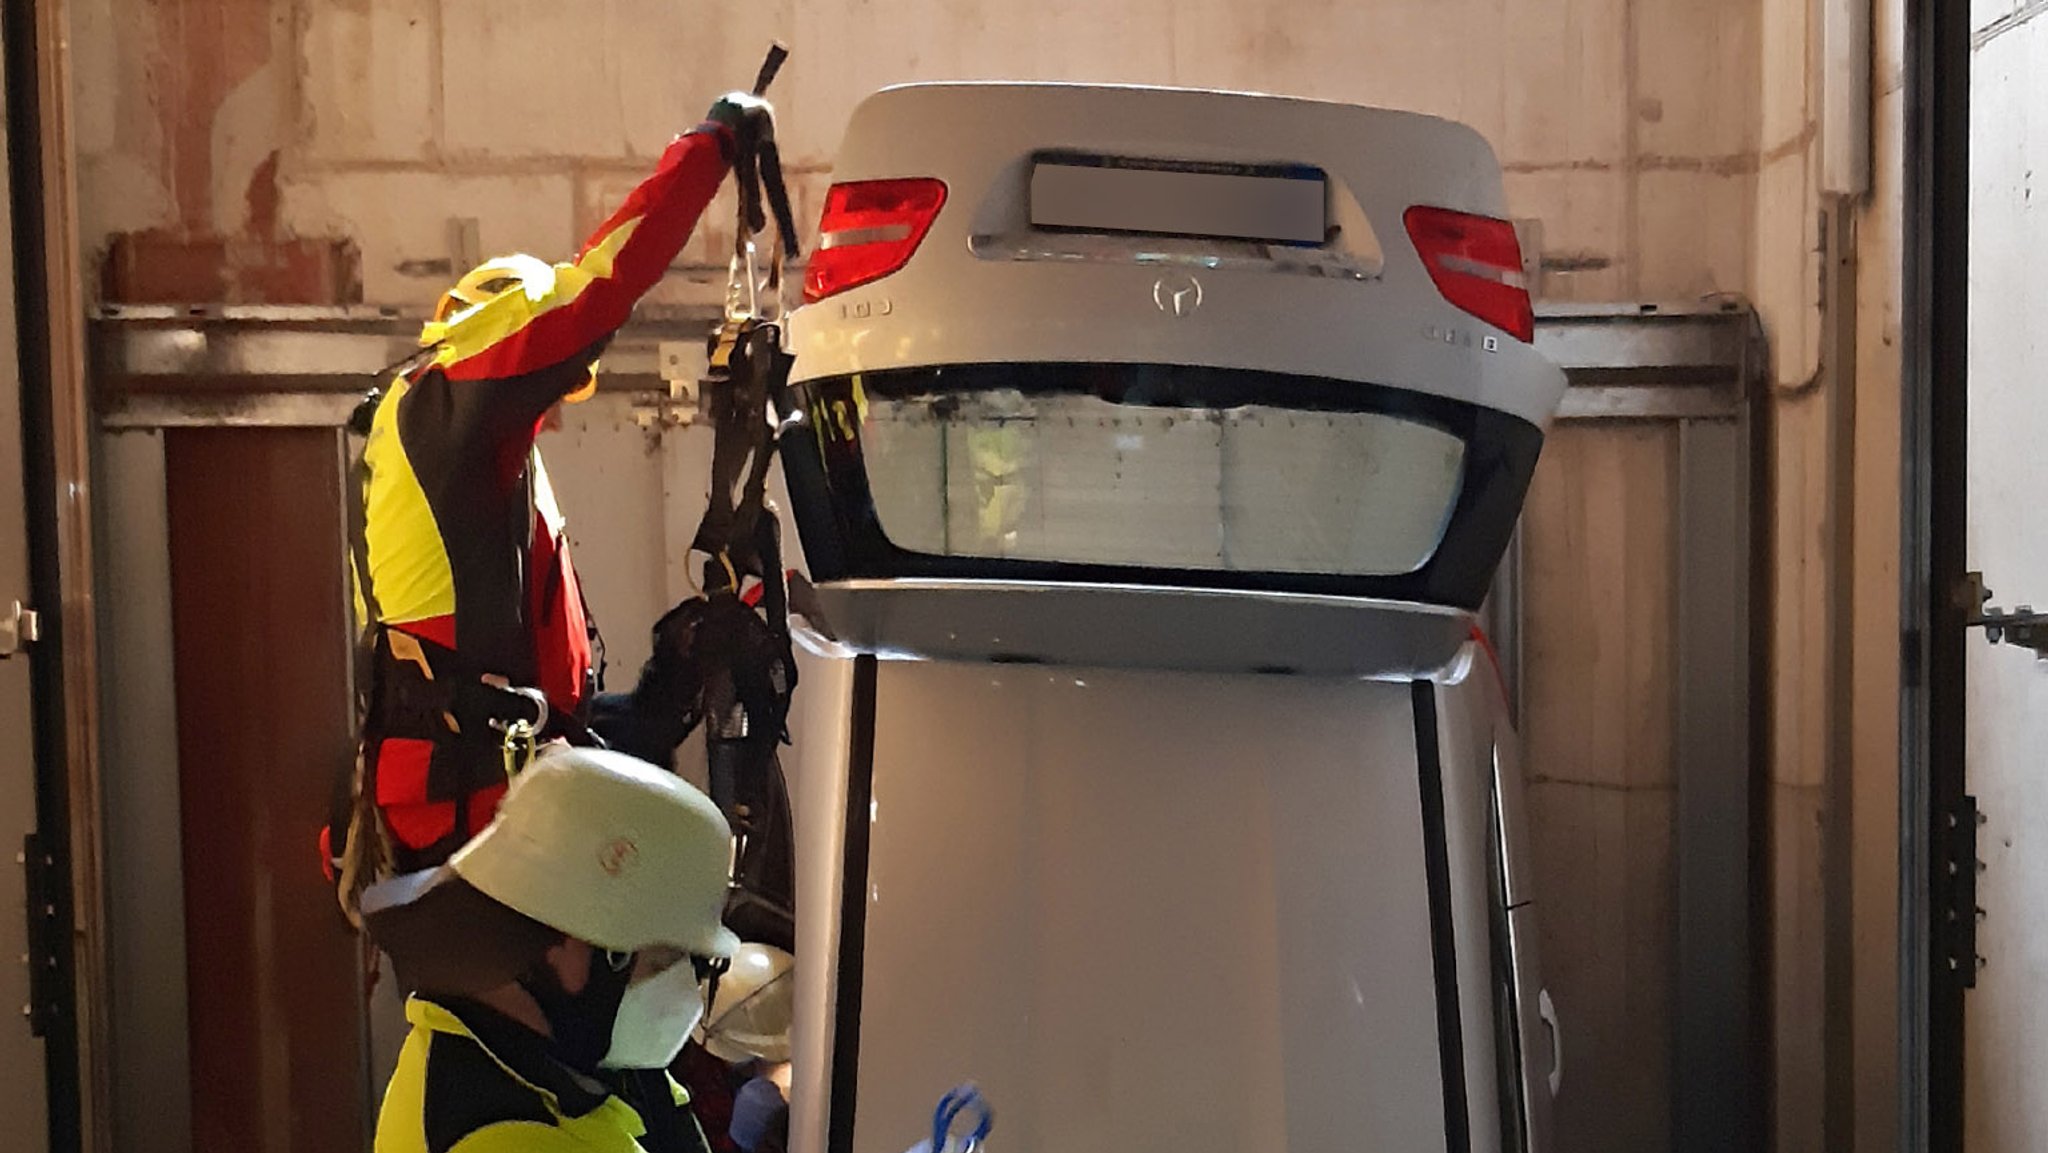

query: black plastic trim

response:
[780,363,1544,611]
[827,655,879,1153]
[1413,680,1471,1153]
[1903,0,1971,1149]
[1484,767,1531,1153]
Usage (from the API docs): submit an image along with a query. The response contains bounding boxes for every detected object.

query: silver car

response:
[775,81,1566,1153]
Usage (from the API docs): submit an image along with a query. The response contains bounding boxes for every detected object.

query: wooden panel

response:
[164,427,364,1153]
[1527,781,1675,1153]
[1522,422,1679,792]
[1770,391,1833,791]
[1773,782,1826,1153]
[1518,422,1681,1153]
[1849,81,1905,1153]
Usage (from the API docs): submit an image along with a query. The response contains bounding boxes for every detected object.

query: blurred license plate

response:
[1029,153,1327,247]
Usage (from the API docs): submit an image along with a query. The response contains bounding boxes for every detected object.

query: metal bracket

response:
[658,341,703,408]
[0,600,40,658]
[19,834,62,1035]
[629,341,706,433]
[1960,572,2048,656]
[1939,797,1986,990]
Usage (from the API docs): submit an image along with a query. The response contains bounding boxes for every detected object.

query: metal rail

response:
[88,298,1762,428]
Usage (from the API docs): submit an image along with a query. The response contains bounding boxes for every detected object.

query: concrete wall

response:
[67,3,1813,1152]
[70,0,1760,309]
[1742,0,1906,1150]
[1749,0,1828,1148]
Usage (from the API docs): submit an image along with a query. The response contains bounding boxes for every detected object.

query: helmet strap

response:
[518,945,636,1074]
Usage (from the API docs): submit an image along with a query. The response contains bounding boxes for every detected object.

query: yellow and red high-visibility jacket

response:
[353,124,731,869]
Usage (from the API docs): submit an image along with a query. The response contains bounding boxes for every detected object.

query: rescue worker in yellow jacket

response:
[330,90,779,902]
[360,744,740,1153]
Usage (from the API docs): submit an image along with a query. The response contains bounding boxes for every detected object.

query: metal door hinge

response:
[18,834,63,1035]
[1959,572,2048,657]
[1940,796,1986,990]
[0,600,39,658]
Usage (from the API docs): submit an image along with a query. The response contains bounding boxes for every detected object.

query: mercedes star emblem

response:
[1152,273,1204,318]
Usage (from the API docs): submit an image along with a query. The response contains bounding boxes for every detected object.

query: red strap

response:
[739,568,801,608]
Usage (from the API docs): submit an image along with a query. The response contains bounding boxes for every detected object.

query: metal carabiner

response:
[726,237,761,325]
[499,718,537,780]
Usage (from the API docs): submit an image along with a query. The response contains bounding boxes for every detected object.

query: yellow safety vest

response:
[375,997,699,1153]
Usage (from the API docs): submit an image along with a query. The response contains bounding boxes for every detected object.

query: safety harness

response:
[331,48,807,956]
[691,43,804,954]
[332,380,610,924]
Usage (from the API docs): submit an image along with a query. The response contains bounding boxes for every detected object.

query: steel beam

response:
[89,299,1762,427]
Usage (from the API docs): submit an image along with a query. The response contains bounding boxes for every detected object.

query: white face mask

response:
[600,959,706,1070]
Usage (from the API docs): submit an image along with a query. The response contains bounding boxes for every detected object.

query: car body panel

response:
[776,82,1562,1153]
[788,83,1566,429]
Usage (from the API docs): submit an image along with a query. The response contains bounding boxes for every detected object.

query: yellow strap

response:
[385,630,436,680]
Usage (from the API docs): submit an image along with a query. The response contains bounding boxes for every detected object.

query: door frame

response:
[4,1,104,1150]
[1901,0,1971,1149]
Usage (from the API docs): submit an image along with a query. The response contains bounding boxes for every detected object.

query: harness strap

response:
[335,455,604,921]
[373,627,603,750]
[687,50,803,953]
[691,324,791,588]
[335,389,393,925]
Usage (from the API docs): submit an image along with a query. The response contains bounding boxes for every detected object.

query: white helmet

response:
[699,942,795,1063]
[363,746,740,985]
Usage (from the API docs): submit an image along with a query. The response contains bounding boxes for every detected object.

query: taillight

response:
[1403,206,1534,343]
[803,179,949,303]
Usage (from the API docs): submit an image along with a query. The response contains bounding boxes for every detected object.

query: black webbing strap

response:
[689,43,803,951]
[692,324,792,589]
[736,43,800,267]
[345,388,384,696]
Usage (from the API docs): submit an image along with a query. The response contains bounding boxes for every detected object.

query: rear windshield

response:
[860,383,1464,577]
[782,363,1542,608]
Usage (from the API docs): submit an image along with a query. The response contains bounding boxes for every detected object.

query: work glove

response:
[705,92,798,258]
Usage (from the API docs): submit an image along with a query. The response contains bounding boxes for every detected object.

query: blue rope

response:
[930,1085,994,1153]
